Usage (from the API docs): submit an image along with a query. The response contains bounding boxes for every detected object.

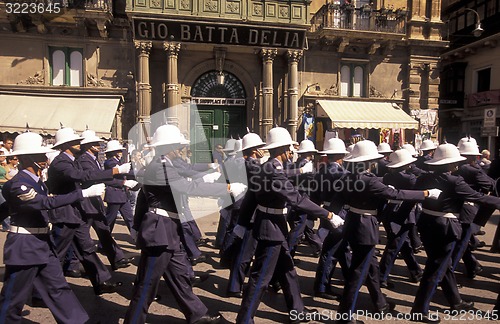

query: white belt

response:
[9,225,49,235]
[349,207,377,216]
[257,205,288,215]
[150,208,179,219]
[422,208,458,219]
[388,199,403,204]
[464,201,475,206]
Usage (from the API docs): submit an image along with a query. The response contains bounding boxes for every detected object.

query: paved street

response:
[1,197,499,323]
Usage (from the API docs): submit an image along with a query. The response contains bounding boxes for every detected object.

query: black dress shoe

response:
[467,265,483,279]
[269,281,281,293]
[191,273,209,287]
[471,241,486,251]
[413,245,424,254]
[378,301,396,313]
[312,250,321,258]
[290,308,319,324]
[192,312,222,324]
[451,300,475,311]
[226,291,243,298]
[380,281,395,289]
[411,313,440,323]
[190,254,207,266]
[410,272,423,283]
[94,281,122,295]
[196,238,210,246]
[113,258,132,270]
[475,230,486,236]
[314,291,341,301]
[64,269,82,278]
[30,297,46,308]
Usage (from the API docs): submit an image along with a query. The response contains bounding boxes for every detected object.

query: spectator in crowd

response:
[186,149,192,164]
[0,152,7,231]
[4,156,19,180]
[213,144,225,164]
[480,149,491,172]
[1,137,14,155]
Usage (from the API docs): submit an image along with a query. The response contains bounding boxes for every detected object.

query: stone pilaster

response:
[260,48,277,137]
[134,41,152,143]
[286,50,302,141]
[163,42,181,126]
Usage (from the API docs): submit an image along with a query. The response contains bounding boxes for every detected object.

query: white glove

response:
[116,163,131,174]
[329,213,345,228]
[300,161,313,174]
[124,180,138,189]
[427,188,442,200]
[82,183,105,198]
[229,182,247,197]
[202,172,222,183]
[233,224,246,239]
[388,185,395,190]
[208,163,219,170]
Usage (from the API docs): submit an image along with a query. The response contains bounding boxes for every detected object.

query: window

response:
[50,47,83,86]
[476,68,491,92]
[340,63,365,97]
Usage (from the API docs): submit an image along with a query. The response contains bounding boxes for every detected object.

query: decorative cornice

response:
[286,50,303,63]
[134,41,152,55]
[163,42,181,57]
[260,48,278,61]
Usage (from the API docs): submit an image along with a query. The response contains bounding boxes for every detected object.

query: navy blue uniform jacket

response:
[2,170,83,265]
[77,152,107,215]
[47,152,114,224]
[104,157,128,204]
[382,170,418,225]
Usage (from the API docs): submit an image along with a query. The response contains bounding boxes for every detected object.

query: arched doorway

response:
[190,70,247,163]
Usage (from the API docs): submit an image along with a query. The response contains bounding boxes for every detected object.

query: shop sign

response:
[133,18,306,49]
[191,97,246,106]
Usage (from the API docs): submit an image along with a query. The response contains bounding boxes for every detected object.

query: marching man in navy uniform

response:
[125,124,246,324]
[337,140,441,324]
[0,131,105,323]
[410,143,500,323]
[236,127,344,324]
[47,126,129,295]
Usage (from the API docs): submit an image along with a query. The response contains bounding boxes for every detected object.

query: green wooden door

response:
[191,106,246,163]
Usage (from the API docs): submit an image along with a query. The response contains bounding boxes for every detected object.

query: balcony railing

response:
[310,4,407,34]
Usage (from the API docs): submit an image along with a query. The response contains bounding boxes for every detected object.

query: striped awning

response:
[316,100,419,129]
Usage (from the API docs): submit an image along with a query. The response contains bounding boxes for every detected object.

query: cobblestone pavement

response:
[1,197,499,323]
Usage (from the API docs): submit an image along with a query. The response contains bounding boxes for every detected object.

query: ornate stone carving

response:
[205,0,218,12]
[163,42,181,57]
[260,48,277,61]
[253,3,262,15]
[226,1,239,13]
[180,0,190,9]
[87,73,105,87]
[18,71,45,85]
[369,85,384,98]
[279,7,289,18]
[151,0,160,7]
[286,50,303,63]
[324,84,338,96]
[134,41,152,55]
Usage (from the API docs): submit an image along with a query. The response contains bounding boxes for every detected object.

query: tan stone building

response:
[0,0,447,161]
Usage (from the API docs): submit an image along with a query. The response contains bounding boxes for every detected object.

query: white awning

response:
[0,93,121,137]
[316,100,419,129]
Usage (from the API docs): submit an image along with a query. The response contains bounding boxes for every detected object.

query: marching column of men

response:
[3,123,500,324]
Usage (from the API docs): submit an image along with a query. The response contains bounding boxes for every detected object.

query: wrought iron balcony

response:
[310,4,407,34]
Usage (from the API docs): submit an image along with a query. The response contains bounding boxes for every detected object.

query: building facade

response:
[0,0,447,161]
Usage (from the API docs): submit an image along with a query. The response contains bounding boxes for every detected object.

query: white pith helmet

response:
[387,149,417,168]
[402,144,418,157]
[343,140,384,162]
[105,140,125,153]
[420,139,437,152]
[319,138,349,155]
[296,139,318,154]
[377,142,393,154]
[262,127,298,150]
[425,143,467,165]
[457,137,477,148]
[80,129,102,145]
[223,138,238,152]
[53,127,83,149]
[150,124,183,147]
[458,141,481,156]
[345,144,355,159]
[241,133,266,151]
[11,132,55,156]
[179,134,190,146]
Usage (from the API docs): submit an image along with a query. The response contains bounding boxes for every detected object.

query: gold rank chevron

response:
[17,188,37,201]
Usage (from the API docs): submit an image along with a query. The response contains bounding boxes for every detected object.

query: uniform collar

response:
[63,152,75,161]
[86,151,97,160]
[22,169,40,182]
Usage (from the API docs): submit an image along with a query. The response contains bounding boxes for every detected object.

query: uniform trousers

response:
[215,207,231,248]
[314,227,350,294]
[106,201,137,241]
[451,223,480,275]
[52,222,112,288]
[338,243,386,318]
[412,217,461,314]
[87,212,126,267]
[380,222,422,283]
[180,220,203,259]
[236,240,304,324]
[124,247,207,324]
[288,211,322,256]
[0,250,88,324]
[227,228,258,294]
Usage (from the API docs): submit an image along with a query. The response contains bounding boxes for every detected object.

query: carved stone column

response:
[163,42,181,126]
[134,41,152,143]
[260,48,277,137]
[286,50,302,141]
